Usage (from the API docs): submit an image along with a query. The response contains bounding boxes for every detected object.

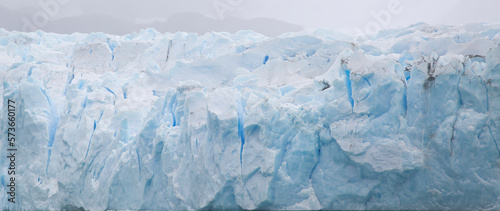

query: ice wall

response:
[1,23,500,210]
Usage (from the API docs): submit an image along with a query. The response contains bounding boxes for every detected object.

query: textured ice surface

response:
[1,23,500,210]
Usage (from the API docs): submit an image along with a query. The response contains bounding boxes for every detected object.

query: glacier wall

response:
[1,23,500,210]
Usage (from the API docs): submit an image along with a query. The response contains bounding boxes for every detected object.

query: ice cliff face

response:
[1,23,500,210]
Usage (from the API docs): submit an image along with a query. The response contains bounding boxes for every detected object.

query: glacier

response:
[0,22,500,210]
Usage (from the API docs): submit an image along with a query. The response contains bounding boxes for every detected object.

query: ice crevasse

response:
[1,23,500,210]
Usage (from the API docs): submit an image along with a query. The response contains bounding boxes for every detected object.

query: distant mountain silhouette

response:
[0,6,302,36]
[152,12,303,36]
[43,14,144,35]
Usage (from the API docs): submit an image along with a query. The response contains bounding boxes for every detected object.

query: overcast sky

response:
[0,0,499,36]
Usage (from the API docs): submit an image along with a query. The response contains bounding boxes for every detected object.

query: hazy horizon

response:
[0,0,499,36]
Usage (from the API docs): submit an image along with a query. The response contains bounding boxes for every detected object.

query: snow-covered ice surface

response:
[1,22,500,210]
